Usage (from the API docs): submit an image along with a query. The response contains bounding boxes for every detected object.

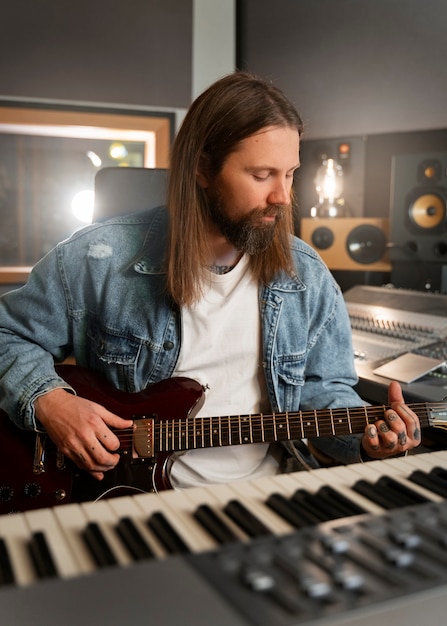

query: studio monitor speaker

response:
[389,151,447,263]
[300,218,391,271]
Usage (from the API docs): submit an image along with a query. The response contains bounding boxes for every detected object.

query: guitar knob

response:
[0,485,14,501]
[23,482,42,498]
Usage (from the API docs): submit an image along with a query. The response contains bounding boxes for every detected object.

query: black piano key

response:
[351,479,397,510]
[82,521,119,568]
[375,476,430,506]
[194,504,240,544]
[115,517,155,561]
[265,493,319,528]
[409,468,447,498]
[291,489,334,522]
[29,531,58,579]
[147,512,190,554]
[352,475,426,511]
[0,538,15,586]
[316,485,368,518]
[431,467,447,483]
[223,500,272,538]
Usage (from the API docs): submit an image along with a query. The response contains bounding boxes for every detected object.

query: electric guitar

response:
[1,364,446,515]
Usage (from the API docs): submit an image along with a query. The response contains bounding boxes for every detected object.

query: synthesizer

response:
[344,285,447,403]
[2,450,447,625]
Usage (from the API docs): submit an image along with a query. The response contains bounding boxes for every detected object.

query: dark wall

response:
[238,0,447,140]
[0,0,193,108]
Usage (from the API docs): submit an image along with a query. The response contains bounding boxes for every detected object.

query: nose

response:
[267,177,292,205]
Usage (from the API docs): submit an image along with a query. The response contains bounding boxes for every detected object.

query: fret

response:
[166,419,172,451]
[202,417,212,448]
[249,414,254,443]
[287,412,303,440]
[273,413,288,442]
[317,409,335,437]
[230,416,240,446]
[301,411,318,438]
[314,410,320,437]
[262,415,275,444]
[187,418,195,450]
[219,416,230,447]
[330,408,353,436]
[178,420,185,451]
[210,417,219,447]
[329,409,335,436]
[240,416,252,445]
[200,418,206,447]
[350,406,371,435]
[346,407,353,434]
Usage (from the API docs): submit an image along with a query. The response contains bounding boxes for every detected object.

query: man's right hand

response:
[35,388,133,480]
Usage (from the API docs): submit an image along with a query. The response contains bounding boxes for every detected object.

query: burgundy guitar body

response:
[0,365,204,515]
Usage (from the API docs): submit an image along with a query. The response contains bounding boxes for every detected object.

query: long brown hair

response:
[166,71,304,306]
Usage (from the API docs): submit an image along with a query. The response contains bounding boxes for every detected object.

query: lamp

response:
[310,157,351,218]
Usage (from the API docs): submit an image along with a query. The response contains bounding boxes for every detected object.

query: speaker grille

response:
[346,225,387,264]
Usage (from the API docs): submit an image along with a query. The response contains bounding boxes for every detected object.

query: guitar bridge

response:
[133,418,155,458]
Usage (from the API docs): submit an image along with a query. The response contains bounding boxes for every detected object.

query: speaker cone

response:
[311,226,334,250]
[346,225,386,264]
[409,192,446,229]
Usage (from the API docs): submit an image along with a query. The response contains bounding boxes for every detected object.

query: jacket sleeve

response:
[0,248,75,431]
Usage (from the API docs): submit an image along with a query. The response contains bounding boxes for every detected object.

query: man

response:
[0,72,420,490]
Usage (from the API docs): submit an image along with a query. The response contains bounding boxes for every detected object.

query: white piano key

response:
[175,484,249,542]
[80,499,134,567]
[0,513,37,586]
[24,507,81,579]
[53,503,102,574]
[133,490,217,553]
[106,495,167,559]
[186,480,295,538]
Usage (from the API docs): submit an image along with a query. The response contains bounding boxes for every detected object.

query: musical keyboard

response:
[2,451,447,625]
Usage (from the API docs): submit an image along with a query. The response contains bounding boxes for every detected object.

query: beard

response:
[208,197,289,255]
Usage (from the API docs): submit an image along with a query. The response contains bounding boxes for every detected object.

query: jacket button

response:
[163,340,174,350]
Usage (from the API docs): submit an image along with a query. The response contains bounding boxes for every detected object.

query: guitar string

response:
[108,402,446,449]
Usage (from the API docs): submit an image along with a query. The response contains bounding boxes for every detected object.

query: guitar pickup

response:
[133,418,155,458]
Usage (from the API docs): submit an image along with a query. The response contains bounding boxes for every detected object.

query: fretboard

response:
[151,402,445,453]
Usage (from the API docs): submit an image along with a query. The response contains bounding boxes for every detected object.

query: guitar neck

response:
[150,402,440,454]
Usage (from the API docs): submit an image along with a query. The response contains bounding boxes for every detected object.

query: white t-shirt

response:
[169,255,279,488]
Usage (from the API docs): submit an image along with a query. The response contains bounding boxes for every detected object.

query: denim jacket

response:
[0,206,365,464]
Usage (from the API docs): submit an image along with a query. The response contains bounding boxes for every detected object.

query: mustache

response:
[252,203,289,220]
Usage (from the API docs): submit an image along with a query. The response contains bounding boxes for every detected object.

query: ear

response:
[196,154,210,189]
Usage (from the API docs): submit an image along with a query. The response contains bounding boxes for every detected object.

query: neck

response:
[207,225,242,268]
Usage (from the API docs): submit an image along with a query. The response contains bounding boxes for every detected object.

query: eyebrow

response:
[249,163,301,172]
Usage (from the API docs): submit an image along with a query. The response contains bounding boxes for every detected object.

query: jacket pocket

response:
[275,354,305,410]
[86,321,143,389]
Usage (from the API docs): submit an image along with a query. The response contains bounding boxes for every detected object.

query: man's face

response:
[199,125,300,254]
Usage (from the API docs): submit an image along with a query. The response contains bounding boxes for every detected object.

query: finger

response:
[387,381,421,444]
[75,442,120,475]
[362,424,380,455]
[94,410,133,452]
[90,470,105,481]
[101,411,134,429]
[387,380,405,406]
[376,420,399,451]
